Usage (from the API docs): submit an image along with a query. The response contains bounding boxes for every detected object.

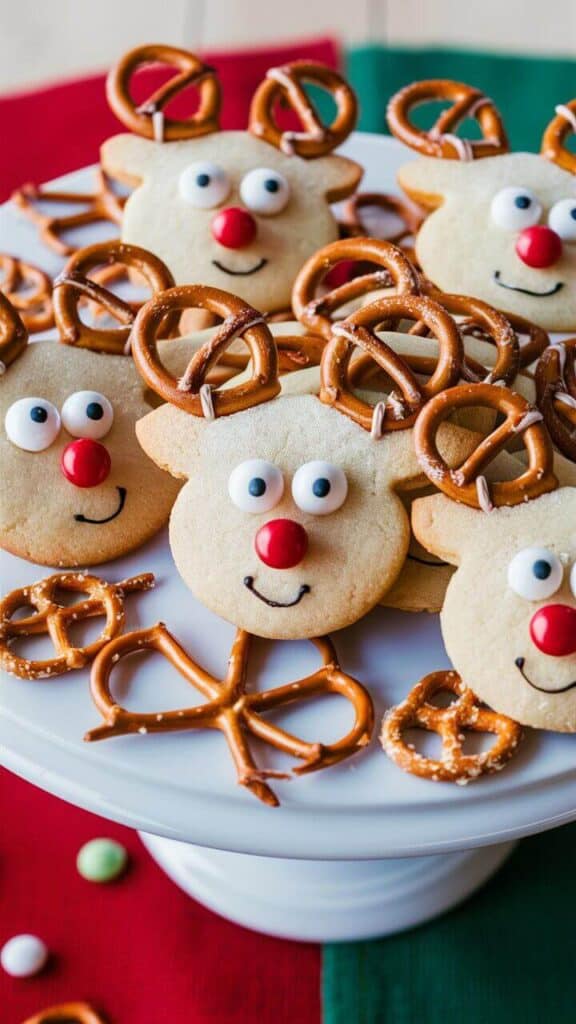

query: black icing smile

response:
[212,258,268,276]
[243,576,310,608]
[515,656,576,694]
[408,554,448,568]
[494,271,564,297]
[74,486,126,525]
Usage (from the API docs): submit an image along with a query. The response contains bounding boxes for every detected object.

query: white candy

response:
[5,397,61,452]
[291,461,348,515]
[490,186,542,231]
[61,390,114,440]
[228,459,284,513]
[548,198,576,242]
[507,546,563,601]
[1,934,49,977]
[239,168,290,215]
[179,161,231,209]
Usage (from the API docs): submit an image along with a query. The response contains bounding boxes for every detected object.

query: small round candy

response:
[5,397,61,452]
[548,198,576,242]
[179,161,231,208]
[76,838,128,883]
[228,459,284,513]
[1,934,48,977]
[490,186,541,231]
[62,390,114,440]
[507,546,563,601]
[240,168,290,215]
[291,461,348,515]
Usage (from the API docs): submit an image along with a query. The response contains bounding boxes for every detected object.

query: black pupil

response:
[313,478,331,498]
[265,179,279,193]
[249,477,266,497]
[197,173,211,187]
[515,195,531,209]
[533,559,551,580]
[86,402,104,421]
[30,406,47,423]
[570,208,576,221]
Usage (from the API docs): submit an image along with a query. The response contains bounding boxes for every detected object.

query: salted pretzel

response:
[53,240,177,354]
[0,292,28,372]
[131,285,281,416]
[414,382,557,509]
[381,670,522,783]
[107,43,221,142]
[387,80,509,160]
[21,1003,106,1024]
[541,99,576,174]
[447,308,549,371]
[0,254,54,333]
[12,169,126,257]
[0,572,154,680]
[249,61,357,160]
[86,624,374,807]
[292,238,420,340]
[320,294,463,433]
[535,339,576,460]
[342,192,424,245]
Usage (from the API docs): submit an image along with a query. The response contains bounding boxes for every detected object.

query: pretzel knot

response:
[86,625,374,807]
[541,99,576,174]
[21,1003,105,1024]
[0,292,28,374]
[535,339,576,460]
[0,572,155,680]
[387,79,509,160]
[381,670,522,783]
[0,254,54,334]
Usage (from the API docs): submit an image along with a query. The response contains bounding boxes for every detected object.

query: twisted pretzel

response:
[106,44,221,141]
[0,254,54,333]
[535,339,576,461]
[292,238,420,340]
[320,294,463,433]
[21,1003,106,1024]
[342,192,424,245]
[0,292,28,372]
[387,80,509,160]
[86,624,374,807]
[445,308,549,371]
[414,382,557,509]
[131,285,280,416]
[381,670,522,783]
[541,99,576,173]
[0,572,154,680]
[249,61,357,158]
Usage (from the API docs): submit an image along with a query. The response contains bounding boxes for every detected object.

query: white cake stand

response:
[1,135,575,942]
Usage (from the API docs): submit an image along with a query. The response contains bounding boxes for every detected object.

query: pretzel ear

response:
[412,492,477,565]
[101,134,165,186]
[397,158,473,210]
[136,402,204,479]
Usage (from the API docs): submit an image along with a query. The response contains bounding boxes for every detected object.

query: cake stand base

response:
[139,833,516,942]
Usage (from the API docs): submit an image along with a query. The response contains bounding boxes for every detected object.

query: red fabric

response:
[0,38,338,201]
[0,769,320,1024]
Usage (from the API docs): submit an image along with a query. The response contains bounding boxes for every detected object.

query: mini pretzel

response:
[414,382,557,509]
[381,670,522,783]
[320,294,463,433]
[0,292,28,372]
[131,285,281,417]
[292,238,420,340]
[443,307,548,370]
[387,80,509,160]
[0,254,54,333]
[86,624,374,807]
[12,169,126,257]
[535,339,576,460]
[342,192,424,244]
[107,44,221,141]
[249,61,357,159]
[21,1003,106,1024]
[53,241,177,354]
[0,572,154,680]
[541,99,576,173]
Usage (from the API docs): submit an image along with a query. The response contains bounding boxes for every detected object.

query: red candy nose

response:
[254,518,308,570]
[61,439,111,488]
[516,225,563,268]
[211,207,257,249]
[529,604,576,657]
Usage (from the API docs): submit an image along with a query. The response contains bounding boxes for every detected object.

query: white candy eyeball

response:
[292,461,348,516]
[239,168,290,215]
[179,161,231,208]
[507,546,563,601]
[62,390,114,440]
[491,187,542,231]
[569,561,576,599]
[228,459,284,513]
[5,397,60,452]
[1,933,48,977]
[548,198,576,241]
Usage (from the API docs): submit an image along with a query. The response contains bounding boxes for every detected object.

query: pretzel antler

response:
[249,61,357,158]
[0,292,28,373]
[414,382,557,509]
[535,339,576,460]
[541,99,576,173]
[0,254,54,333]
[21,1003,106,1024]
[341,192,425,246]
[387,80,509,160]
[106,43,221,141]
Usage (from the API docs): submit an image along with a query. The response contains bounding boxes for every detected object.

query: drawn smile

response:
[212,258,268,276]
[74,486,127,524]
[494,271,564,297]
[243,576,310,608]
[408,554,448,568]
[515,656,576,694]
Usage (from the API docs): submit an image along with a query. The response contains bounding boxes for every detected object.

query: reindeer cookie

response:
[389,80,576,331]
[101,45,362,316]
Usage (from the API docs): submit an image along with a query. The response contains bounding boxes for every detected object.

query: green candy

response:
[76,838,128,883]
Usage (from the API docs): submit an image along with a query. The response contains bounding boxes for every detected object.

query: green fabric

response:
[345,46,576,151]
[322,823,576,1023]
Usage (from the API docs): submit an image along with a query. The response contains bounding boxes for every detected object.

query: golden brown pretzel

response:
[541,99,576,173]
[387,79,509,159]
[86,624,374,807]
[0,572,154,680]
[106,43,221,141]
[342,192,424,244]
[446,308,549,371]
[0,254,54,333]
[53,240,177,354]
[131,285,281,416]
[292,238,420,340]
[21,1003,106,1024]
[320,294,463,433]
[414,382,557,509]
[535,339,576,461]
[249,61,357,159]
[0,291,28,371]
[381,670,522,783]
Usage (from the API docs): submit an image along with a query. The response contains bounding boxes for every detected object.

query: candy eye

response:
[5,397,61,452]
[228,459,284,513]
[61,391,114,440]
[548,198,576,241]
[507,547,563,601]
[239,168,290,215]
[291,461,348,515]
[491,187,542,231]
[179,162,231,208]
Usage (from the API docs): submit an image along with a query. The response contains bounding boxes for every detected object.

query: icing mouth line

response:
[515,656,576,693]
[212,258,268,276]
[243,576,310,608]
[74,486,127,525]
[408,554,448,568]
[493,271,564,297]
